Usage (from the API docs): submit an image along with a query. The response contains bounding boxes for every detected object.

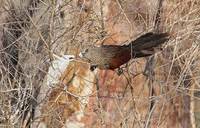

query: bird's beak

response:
[78,52,91,62]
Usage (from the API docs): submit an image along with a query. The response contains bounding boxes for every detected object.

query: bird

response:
[79,32,169,71]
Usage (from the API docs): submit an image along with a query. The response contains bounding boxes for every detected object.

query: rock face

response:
[35,57,96,128]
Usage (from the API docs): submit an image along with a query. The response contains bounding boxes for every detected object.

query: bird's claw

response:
[116,68,123,75]
[90,65,97,71]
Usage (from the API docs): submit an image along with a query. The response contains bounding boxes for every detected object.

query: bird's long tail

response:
[129,32,169,58]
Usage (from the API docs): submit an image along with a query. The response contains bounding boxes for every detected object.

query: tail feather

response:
[130,32,169,51]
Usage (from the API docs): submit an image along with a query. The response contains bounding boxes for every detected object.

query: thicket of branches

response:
[0,0,200,127]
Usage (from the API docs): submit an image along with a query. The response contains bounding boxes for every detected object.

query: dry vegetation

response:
[0,0,200,127]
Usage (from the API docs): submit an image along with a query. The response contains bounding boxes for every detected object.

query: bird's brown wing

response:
[100,45,131,69]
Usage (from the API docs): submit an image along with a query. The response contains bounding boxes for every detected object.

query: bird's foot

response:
[90,65,97,71]
[116,68,123,76]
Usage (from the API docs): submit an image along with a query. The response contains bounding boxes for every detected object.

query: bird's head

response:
[79,46,100,62]
[79,48,93,62]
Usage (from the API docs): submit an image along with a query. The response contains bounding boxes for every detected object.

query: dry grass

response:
[0,0,200,127]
